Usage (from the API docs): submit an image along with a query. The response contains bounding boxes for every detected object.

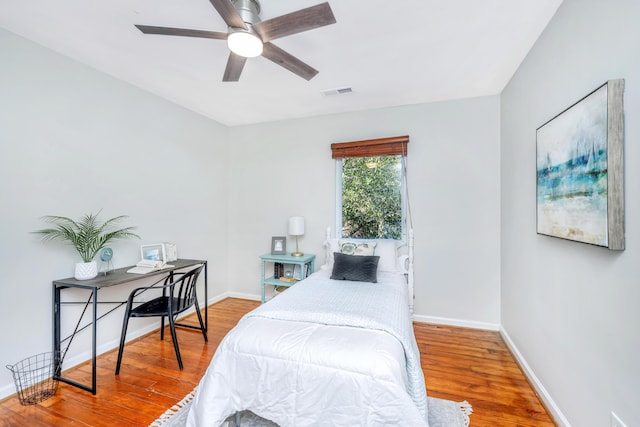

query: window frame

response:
[332,136,409,242]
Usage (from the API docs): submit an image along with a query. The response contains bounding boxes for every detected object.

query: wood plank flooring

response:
[0,298,554,426]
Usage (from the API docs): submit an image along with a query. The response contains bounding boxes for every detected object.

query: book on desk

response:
[126,260,175,274]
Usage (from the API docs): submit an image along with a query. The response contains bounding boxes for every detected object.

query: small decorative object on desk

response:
[99,247,114,275]
[140,243,167,262]
[164,243,178,262]
[140,243,178,262]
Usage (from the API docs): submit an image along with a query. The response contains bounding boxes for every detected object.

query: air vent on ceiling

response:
[321,87,353,97]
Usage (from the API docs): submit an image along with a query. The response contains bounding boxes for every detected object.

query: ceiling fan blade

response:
[261,42,318,81]
[223,52,247,82]
[135,25,228,40]
[209,0,247,29]
[253,2,336,42]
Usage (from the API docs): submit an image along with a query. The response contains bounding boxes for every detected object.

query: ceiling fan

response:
[135,0,336,82]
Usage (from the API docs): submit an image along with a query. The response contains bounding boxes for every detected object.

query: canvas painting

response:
[536,80,625,250]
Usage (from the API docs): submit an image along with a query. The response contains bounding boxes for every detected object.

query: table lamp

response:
[288,216,305,257]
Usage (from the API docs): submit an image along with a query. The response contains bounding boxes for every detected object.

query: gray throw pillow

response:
[330,252,380,283]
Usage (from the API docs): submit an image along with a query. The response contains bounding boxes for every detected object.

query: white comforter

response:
[187,270,428,426]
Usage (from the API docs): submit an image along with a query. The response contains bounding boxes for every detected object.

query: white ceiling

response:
[0,0,562,126]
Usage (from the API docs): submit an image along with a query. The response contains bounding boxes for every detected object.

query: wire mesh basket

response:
[6,352,60,405]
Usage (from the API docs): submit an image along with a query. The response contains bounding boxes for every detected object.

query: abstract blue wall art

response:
[536,80,625,250]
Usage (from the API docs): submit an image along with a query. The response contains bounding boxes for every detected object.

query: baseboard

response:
[413,316,569,425]
[412,314,500,331]
[210,291,260,304]
[500,327,571,427]
[0,383,16,401]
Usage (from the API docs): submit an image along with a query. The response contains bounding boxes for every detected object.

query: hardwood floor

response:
[416,324,554,426]
[0,298,554,426]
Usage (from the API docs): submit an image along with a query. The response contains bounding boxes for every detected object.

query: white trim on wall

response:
[412,314,499,331]
[500,327,571,427]
[214,292,261,303]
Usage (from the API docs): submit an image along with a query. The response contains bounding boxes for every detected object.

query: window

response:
[332,136,408,240]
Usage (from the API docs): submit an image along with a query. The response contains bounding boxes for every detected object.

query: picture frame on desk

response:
[140,243,167,262]
[271,236,286,255]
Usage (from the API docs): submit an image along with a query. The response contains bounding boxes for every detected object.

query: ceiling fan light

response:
[227,30,263,58]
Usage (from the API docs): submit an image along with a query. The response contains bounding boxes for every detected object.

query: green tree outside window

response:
[340,155,403,239]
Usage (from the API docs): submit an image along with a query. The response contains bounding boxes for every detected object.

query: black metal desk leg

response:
[91,288,97,394]
[53,286,61,378]
[204,261,208,332]
[53,286,98,394]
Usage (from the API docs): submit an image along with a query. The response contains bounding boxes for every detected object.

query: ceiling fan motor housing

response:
[232,0,261,27]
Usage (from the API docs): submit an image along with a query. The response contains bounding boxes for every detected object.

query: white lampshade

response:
[288,216,305,236]
[227,30,263,58]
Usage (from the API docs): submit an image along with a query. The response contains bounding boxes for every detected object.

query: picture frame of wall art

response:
[536,79,625,250]
[271,236,286,255]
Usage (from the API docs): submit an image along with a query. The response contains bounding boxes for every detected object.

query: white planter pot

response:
[75,261,98,280]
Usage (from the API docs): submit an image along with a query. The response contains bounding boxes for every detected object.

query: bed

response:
[187,230,427,426]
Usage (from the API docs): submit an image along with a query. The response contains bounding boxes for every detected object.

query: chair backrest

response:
[167,264,204,315]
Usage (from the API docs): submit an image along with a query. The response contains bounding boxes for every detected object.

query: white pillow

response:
[324,239,398,272]
[338,240,376,256]
[323,239,375,269]
[375,240,399,272]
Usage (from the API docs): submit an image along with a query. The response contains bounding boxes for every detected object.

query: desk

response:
[52,258,207,394]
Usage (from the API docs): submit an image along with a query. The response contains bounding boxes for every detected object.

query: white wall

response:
[0,29,230,397]
[501,0,640,426]
[227,97,502,328]
[0,19,503,402]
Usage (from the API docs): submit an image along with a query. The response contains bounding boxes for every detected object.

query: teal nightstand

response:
[260,253,316,303]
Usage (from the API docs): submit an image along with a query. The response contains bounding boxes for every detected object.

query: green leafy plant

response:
[33,212,140,262]
[341,155,403,239]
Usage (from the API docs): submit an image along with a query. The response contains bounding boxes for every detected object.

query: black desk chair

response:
[115,264,207,374]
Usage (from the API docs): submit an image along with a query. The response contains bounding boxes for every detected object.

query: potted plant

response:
[33,212,140,280]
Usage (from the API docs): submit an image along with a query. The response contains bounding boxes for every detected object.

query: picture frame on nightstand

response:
[271,236,286,255]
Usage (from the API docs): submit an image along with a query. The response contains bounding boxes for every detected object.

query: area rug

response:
[149,388,472,427]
